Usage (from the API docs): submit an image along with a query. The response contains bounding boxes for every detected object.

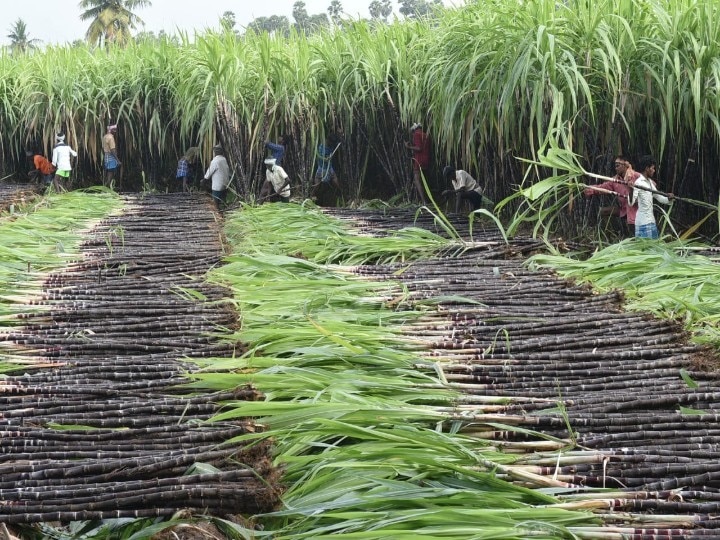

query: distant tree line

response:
[245,0,443,35]
[5,0,444,53]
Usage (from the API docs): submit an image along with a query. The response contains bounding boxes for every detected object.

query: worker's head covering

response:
[443,165,455,180]
[264,158,276,166]
[410,122,422,131]
[56,133,65,143]
[107,124,117,132]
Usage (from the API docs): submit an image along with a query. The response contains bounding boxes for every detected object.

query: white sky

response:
[3,0,459,46]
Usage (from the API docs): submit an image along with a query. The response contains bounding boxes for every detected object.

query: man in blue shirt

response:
[265,134,290,166]
[311,135,341,199]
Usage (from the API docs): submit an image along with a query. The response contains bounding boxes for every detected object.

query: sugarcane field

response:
[3,0,720,539]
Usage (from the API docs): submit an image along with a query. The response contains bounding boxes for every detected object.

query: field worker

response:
[259,158,291,203]
[26,148,55,185]
[51,133,77,192]
[630,155,674,239]
[311,134,341,197]
[265,134,290,166]
[583,155,640,236]
[176,146,200,192]
[204,145,231,209]
[441,166,485,214]
[405,122,431,204]
[103,124,121,188]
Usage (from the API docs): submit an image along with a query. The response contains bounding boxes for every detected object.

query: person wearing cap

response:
[26,148,55,185]
[51,133,77,192]
[103,124,121,188]
[204,145,231,208]
[176,146,200,192]
[259,158,291,203]
[405,122,431,204]
[441,166,485,214]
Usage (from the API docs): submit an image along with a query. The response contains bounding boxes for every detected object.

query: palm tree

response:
[7,18,41,55]
[78,0,152,47]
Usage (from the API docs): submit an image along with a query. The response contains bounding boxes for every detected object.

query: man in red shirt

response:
[584,155,640,235]
[405,122,430,204]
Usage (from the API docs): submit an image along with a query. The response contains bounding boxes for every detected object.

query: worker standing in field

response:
[259,158,291,203]
[51,133,77,192]
[405,122,430,205]
[311,134,341,199]
[204,145,231,209]
[26,148,55,185]
[265,134,290,167]
[103,124,121,188]
[176,146,200,192]
[583,155,640,236]
[441,166,485,214]
[630,155,674,239]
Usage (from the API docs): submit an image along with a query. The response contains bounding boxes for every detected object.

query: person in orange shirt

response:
[26,148,56,185]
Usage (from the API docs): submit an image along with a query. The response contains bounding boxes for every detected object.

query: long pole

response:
[584,172,717,211]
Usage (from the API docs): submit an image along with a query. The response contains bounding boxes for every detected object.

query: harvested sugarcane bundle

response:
[0,193,281,529]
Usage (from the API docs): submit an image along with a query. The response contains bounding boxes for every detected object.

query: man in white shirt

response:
[51,133,78,192]
[630,155,674,239]
[204,145,231,208]
[442,166,485,214]
[260,158,291,203]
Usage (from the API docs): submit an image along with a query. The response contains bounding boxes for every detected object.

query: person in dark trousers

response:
[260,158,291,203]
[176,147,200,192]
[203,145,231,209]
[405,122,430,204]
[583,155,640,236]
[442,166,485,214]
[27,148,55,185]
[311,134,341,198]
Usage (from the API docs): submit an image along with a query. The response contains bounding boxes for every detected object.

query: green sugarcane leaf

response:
[519,176,571,201]
[173,286,208,302]
[680,368,699,389]
[46,423,122,431]
[126,520,186,540]
[679,406,705,415]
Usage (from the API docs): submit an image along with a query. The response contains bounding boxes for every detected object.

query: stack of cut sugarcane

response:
[194,203,720,538]
[0,183,40,213]
[341,207,720,523]
[0,192,280,528]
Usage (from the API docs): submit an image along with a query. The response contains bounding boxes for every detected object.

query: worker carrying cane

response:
[583,155,641,236]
